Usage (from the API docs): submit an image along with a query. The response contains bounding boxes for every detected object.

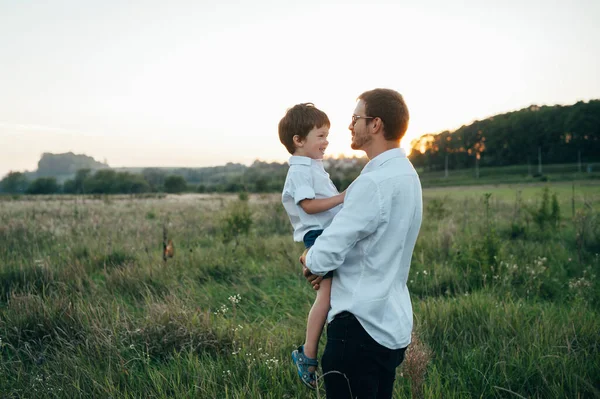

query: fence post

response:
[445,154,448,178]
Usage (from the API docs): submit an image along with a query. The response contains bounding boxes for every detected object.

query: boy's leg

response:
[303,277,332,362]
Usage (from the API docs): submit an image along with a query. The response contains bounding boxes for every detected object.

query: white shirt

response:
[281,156,342,242]
[306,148,423,349]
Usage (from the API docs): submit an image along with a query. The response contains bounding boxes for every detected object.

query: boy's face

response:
[293,125,329,159]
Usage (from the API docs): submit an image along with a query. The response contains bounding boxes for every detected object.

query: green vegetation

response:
[416,162,600,188]
[0,182,599,398]
[410,100,600,171]
[3,156,599,196]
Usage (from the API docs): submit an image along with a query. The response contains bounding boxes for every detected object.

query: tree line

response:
[408,100,600,171]
[0,157,368,195]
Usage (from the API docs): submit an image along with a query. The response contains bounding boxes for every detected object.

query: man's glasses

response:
[352,115,374,126]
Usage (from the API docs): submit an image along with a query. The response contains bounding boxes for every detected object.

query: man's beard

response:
[351,132,372,150]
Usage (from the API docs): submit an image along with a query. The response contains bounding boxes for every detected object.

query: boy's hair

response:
[278,103,330,154]
[358,89,409,141]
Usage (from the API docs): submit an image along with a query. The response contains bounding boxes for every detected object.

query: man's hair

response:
[278,103,330,154]
[358,89,409,141]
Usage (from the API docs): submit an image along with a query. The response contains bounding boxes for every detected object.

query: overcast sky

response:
[1,0,599,177]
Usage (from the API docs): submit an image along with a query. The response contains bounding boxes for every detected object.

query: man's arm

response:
[299,191,345,214]
[305,178,380,275]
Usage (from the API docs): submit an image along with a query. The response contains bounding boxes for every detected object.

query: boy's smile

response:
[293,125,330,159]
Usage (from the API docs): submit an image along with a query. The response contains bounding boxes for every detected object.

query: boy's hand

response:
[300,249,322,290]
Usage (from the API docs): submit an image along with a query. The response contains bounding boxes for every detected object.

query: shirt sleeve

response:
[306,176,380,275]
[289,170,316,204]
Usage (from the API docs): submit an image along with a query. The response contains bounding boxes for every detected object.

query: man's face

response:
[349,100,373,151]
[295,125,329,159]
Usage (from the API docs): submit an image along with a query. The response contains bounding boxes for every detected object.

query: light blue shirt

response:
[281,156,342,242]
[306,148,423,349]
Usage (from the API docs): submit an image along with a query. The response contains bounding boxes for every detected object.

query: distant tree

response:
[75,168,92,193]
[26,177,60,194]
[225,181,244,193]
[115,172,150,194]
[142,168,167,191]
[0,171,29,194]
[164,175,188,193]
[86,169,118,193]
[63,179,76,194]
[409,100,600,169]
[254,177,268,193]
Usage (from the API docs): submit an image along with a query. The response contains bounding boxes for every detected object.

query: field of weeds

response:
[0,183,599,398]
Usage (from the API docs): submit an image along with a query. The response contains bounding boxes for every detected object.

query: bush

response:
[220,200,253,245]
[164,175,188,194]
[26,177,60,195]
[529,187,560,231]
[126,301,233,360]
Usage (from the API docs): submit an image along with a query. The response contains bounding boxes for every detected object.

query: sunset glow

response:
[1,0,599,177]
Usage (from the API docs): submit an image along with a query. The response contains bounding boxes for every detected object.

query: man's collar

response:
[361,148,406,174]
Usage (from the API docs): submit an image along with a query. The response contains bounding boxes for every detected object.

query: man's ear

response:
[371,117,383,135]
[293,135,304,147]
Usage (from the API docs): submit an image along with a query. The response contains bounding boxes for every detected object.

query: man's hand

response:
[299,248,323,290]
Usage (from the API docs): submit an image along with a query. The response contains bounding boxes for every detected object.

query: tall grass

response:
[0,184,599,398]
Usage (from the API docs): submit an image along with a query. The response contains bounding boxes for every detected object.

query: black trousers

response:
[321,312,407,399]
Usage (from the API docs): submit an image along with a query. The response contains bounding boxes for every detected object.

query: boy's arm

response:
[299,191,345,214]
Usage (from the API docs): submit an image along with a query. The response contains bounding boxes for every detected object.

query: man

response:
[300,88,423,398]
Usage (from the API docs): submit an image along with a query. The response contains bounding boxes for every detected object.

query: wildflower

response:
[231,324,244,333]
[228,294,241,304]
[265,358,279,370]
[218,304,229,314]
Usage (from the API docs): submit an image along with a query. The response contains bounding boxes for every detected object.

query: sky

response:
[1,0,599,178]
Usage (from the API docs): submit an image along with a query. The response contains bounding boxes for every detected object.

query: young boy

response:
[279,103,345,389]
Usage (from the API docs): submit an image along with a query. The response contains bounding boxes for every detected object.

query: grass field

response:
[0,181,599,398]
[416,162,600,188]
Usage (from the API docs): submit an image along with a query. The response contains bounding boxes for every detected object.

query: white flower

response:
[228,294,241,304]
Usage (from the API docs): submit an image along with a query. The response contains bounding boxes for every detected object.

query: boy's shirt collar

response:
[289,155,323,166]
